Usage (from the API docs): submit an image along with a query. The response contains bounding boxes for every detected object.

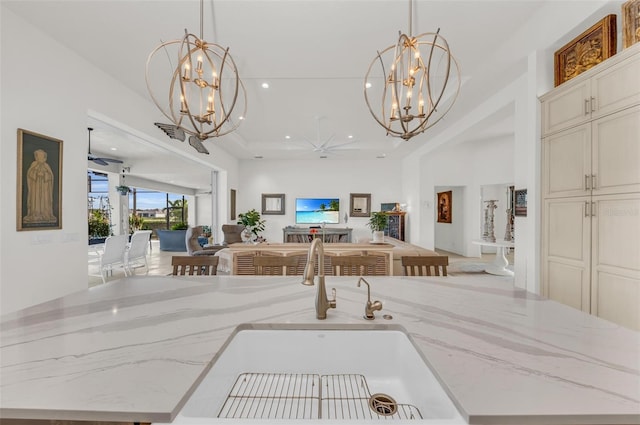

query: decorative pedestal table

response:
[472,239,515,276]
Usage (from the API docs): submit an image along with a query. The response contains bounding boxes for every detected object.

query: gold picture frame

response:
[17,129,63,231]
[623,0,640,48]
[554,14,617,86]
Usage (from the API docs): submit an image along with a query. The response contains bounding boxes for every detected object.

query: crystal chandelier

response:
[145,0,246,150]
[364,0,460,141]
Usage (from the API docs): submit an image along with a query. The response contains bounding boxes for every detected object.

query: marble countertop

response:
[1,274,639,424]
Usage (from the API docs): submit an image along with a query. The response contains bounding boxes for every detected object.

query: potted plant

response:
[367,211,388,243]
[115,185,131,195]
[170,222,189,230]
[237,209,266,242]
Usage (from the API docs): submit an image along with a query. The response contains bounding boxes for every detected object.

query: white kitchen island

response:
[1,274,638,424]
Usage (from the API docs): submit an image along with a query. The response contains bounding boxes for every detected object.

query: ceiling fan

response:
[87,127,123,166]
[293,117,361,157]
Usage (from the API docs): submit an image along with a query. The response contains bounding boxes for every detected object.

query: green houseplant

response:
[367,211,388,243]
[237,209,266,242]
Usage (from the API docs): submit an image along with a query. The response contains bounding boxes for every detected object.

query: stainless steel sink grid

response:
[218,372,423,420]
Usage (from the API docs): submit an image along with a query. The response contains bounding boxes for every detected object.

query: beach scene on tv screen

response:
[296,198,340,224]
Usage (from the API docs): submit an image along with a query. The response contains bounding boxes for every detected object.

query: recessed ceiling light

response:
[110,147,117,151]
[261,82,269,89]
[285,135,291,140]
[365,82,372,89]
[347,135,353,139]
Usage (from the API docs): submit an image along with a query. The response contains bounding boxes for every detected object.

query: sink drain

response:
[368,393,398,416]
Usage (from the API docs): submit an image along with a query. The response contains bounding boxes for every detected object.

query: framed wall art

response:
[261,193,285,215]
[515,189,528,217]
[623,0,640,48]
[17,129,63,231]
[349,193,371,217]
[437,191,452,223]
[230,189,237,220]
[554,14,616,86]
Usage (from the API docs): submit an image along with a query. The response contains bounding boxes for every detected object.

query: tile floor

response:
[88,242,514,286]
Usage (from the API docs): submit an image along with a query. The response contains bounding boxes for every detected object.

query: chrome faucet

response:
[357,277,383,320]
[301,238,336,320]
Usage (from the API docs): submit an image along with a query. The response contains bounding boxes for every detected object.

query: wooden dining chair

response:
[331,255,381,276]
[252,255,301,275]
[401,255,449,276]
[171,256,219,276]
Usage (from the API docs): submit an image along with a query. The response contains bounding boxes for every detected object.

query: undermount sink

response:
[167,325,465,423]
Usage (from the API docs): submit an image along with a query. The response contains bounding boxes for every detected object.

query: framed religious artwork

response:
[623,0,640,48]
[554,14,617,86]
[17,129,63,231]
[437,191,452,223]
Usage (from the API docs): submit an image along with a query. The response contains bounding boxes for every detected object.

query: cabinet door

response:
[385,214,405,241]
[542,124,591,198]
[591,53,640,120]
[541,80,591,135]
[590,195,640,330]
[592,105,640,196]
[542,198,591,312]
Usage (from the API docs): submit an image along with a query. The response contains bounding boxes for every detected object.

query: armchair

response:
[185,226,224,256]
[221,224,245,245]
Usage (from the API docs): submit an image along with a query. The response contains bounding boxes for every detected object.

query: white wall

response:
[0,8,238,314]
[415,135,515,256]
[237,159,404,244]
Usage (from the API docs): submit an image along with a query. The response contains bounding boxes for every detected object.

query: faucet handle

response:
[364,300,383,320]
[329,288,337,308]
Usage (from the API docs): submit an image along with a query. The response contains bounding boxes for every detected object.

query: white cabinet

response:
[591,105,640,196]
[543,194,640,328]
[542,124,590,198]
[543,197,591,311]
[541,45,640,330]
[590,194,640,330]
[542,105,640,199]
[541,43,640,136]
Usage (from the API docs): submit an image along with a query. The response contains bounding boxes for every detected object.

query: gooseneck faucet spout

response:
[301,238,336,320]
[357,277,383,320]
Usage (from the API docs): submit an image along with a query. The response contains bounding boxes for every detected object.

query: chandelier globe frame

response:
[145,0,246,142]
[364,1,460,141]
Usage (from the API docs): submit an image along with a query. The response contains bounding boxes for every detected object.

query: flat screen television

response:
[295,198,340,224]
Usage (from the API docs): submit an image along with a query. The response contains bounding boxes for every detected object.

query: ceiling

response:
[4,0,619,190]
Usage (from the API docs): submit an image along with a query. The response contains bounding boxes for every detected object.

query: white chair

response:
[125,230,152,275]
[98,234,129,284]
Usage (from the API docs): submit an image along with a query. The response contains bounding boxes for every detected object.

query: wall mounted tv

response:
[295,198,340,224]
